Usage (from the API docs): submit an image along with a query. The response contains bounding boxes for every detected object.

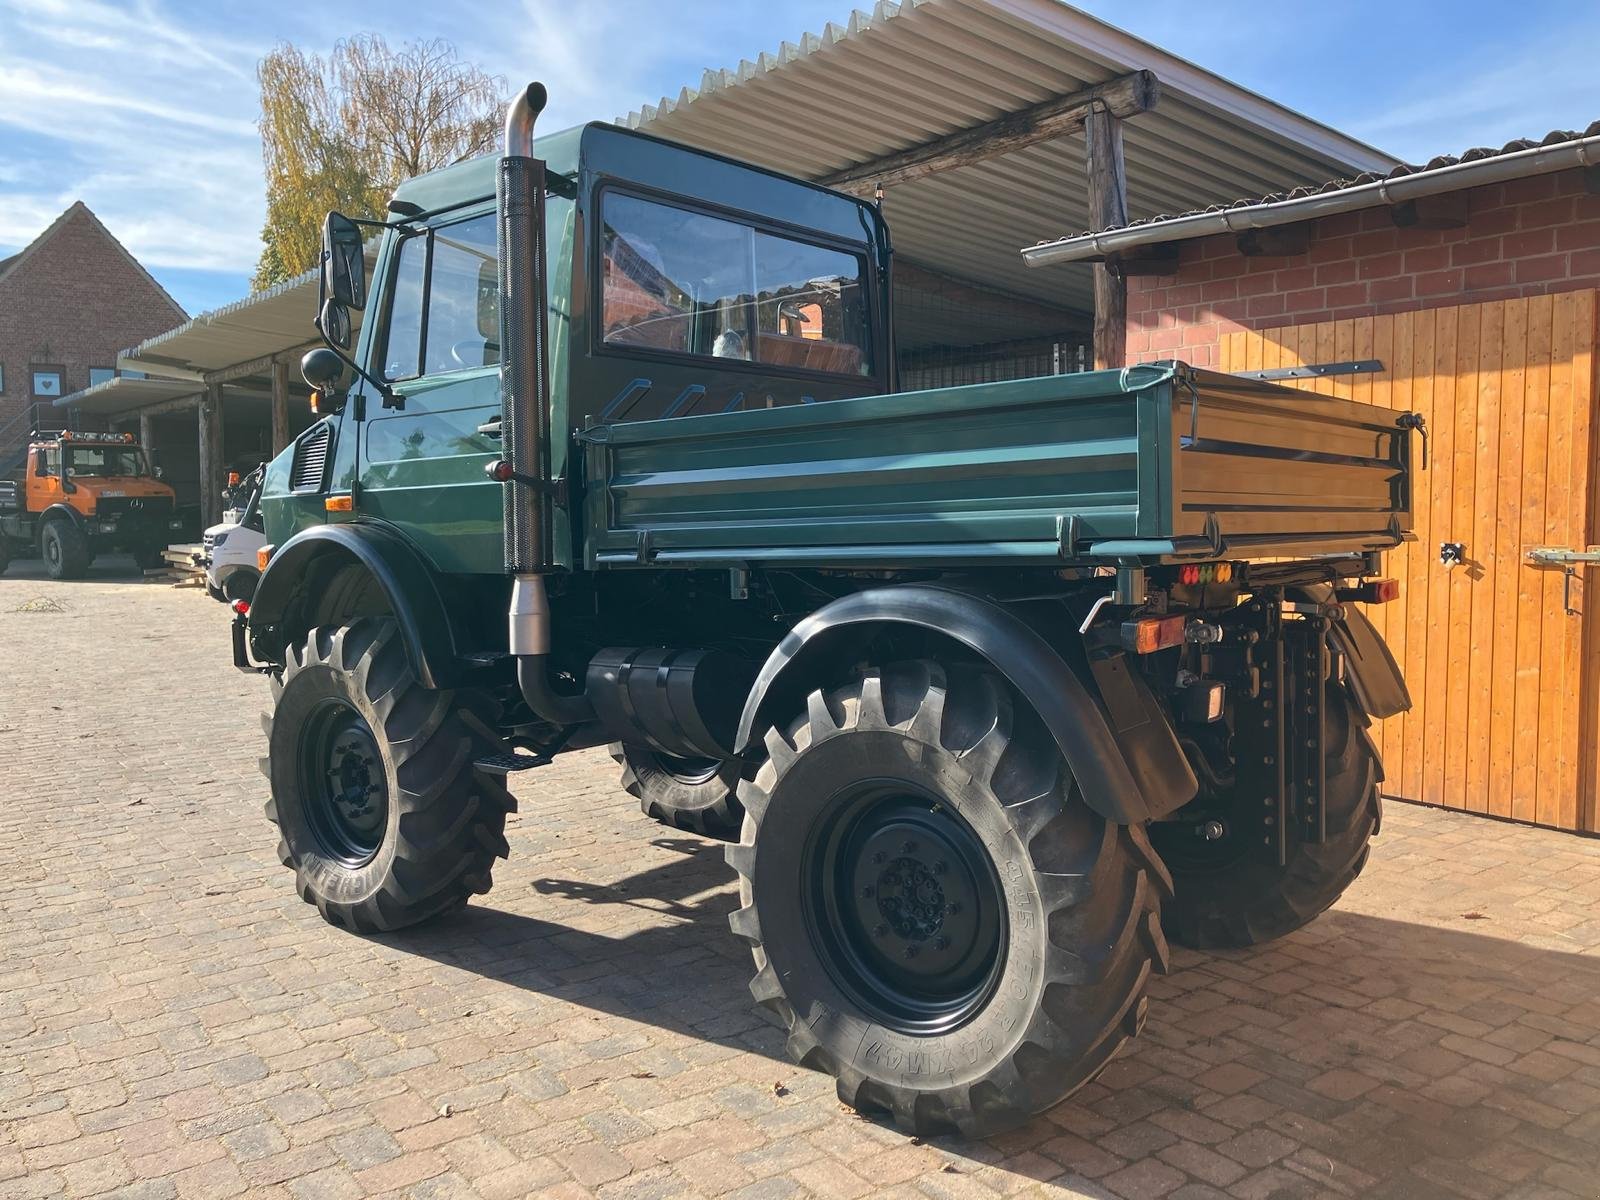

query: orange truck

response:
[0,430,181,579]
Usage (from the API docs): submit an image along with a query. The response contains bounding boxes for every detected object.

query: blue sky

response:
[2,0,1597,317]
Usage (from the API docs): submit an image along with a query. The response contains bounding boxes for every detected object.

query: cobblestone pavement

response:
[3,566,1600,1200]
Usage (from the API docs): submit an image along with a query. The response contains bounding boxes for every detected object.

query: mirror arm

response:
[311,312,400,411]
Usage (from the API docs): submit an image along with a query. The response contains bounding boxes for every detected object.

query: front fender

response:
[39,503,86,531]
[735,584,1198,825]
[247,523,462,689]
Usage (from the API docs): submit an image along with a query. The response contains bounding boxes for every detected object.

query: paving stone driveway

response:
[2,566,1600,1200]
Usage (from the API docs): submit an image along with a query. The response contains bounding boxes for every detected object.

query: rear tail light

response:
[1337,578,1400,604]
[230,598,250,616]
[1177,562,1234,586]
[1122,614,1187,655]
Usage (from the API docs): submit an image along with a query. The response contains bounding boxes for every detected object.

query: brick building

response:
[0,202,185,455]
[1024,124,1600,836]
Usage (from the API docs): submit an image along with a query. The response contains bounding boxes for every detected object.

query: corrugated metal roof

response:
[117,267,337,381]
[1036,121,1600,247]
[622,0,1395,318]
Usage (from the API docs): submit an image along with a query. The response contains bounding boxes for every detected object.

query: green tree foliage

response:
[253,36,503,290]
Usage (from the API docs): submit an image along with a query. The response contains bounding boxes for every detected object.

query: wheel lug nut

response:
[934,936,950,951]
[933,860,947,875]
[902,839,917,853]
[946,902,961,915]
[871,851,886,865]
[872,923,888,938]
[903,945,920,959]
[861,885,875,897]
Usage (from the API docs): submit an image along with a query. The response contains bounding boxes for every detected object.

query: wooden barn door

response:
[1220,292,1600,832]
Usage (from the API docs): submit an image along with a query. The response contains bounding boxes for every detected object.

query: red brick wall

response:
[1127,167,1600,368]
[0,204,185,437]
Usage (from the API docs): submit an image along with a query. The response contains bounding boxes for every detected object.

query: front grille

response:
[290,422,332,491]
[96,495,173,519]
[203,533,216,553]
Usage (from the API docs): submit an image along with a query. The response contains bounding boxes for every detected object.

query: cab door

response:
[357,209,504,575]
[25,446,62,513]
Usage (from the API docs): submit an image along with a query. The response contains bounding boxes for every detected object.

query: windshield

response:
[65,447,150,478]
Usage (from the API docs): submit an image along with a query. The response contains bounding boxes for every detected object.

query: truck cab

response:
[0,430,180,579]
[262,121,892,575]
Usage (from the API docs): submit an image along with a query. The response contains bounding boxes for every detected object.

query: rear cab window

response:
[599,192,873,379]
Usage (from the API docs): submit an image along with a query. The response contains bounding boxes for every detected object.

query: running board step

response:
[472,751,549,775]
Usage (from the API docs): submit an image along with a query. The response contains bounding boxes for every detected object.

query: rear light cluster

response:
[1176,562,1234,585]
[1336,578,1400,604]
[1122,614,1187,655]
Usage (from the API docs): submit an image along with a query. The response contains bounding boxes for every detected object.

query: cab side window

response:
[380,213,499,382]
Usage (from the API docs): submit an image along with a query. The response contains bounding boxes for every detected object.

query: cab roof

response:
[390,124,584,215]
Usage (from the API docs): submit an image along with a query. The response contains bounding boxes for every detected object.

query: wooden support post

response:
[271,358,291,455]
[199,383,223,529]
[1085,105,1129,370]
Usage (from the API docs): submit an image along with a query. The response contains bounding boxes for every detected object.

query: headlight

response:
[211,530,230,547]
[99,520,118,533]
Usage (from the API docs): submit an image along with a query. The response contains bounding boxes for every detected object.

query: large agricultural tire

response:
[611,742,743,840]
[262,618,515,932]
[727,660,1171,1138]
[40,519,89,580]
[1156,681,1380,950]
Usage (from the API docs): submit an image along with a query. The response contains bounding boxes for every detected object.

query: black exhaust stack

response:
[497,82,593,725]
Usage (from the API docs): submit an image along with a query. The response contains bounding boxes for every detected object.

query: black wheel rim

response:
[44,532,60,568]
[299,700,389,866]
[656,752,722,786]
[803,781,1006,1035]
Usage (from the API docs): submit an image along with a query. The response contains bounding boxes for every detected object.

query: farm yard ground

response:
[3,564,1600,1200]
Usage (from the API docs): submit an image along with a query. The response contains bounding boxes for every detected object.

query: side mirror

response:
[320,297,353,351]
[301,348,348,416]
[322,212,366,311]
[476,258,500,342]
[153,466,165,480]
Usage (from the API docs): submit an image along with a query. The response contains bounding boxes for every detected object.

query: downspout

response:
[498,82,595,725]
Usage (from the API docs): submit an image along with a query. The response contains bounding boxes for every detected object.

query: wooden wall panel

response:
[1220,291,1600,832]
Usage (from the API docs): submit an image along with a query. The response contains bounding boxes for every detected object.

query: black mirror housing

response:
[322,212,366,311]
[320,297,353,351]
[301,348,348,415]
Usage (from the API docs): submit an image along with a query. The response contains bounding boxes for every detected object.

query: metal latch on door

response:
[1525,546,1600,616]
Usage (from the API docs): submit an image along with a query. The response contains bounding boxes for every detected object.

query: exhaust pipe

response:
[498,81,593,726]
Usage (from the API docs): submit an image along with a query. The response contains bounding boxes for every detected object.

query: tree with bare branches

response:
[254,36,503,290]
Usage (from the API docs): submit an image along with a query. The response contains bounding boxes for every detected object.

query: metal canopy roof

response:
[623,0,1396,318]
[116,268,324,382]
[56,375,297,420]
[54,377,203,417]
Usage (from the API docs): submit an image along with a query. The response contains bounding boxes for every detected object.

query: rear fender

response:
[247,523,463,688]
[1290,583,1411,719]
[735,583,1198,825]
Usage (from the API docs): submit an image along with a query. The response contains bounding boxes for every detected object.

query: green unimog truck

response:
[236,83,1418,1137]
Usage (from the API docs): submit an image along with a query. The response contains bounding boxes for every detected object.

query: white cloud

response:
[0,0,269,293]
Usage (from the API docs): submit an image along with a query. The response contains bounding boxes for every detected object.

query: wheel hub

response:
[806,784,1005,1034]
[300,702,389,866]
